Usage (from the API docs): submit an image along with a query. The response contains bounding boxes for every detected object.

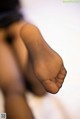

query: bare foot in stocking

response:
[21,23,67,94]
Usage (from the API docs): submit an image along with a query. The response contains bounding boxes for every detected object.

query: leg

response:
[20,23,67,94]
[0,41,34,119]
[7,21,46,96]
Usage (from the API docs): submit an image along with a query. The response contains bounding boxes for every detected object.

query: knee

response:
[2,78,25,97]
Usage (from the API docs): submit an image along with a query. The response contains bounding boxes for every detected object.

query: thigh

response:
[0,41,25,93]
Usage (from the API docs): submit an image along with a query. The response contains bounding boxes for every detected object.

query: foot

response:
[20,23,67,94]
[24,58,46,96]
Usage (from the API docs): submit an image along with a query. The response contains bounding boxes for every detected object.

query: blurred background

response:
[0,0,80,119]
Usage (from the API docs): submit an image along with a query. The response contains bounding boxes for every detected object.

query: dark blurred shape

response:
[0,0,23,28]
[5,35,14,44]
[0,0,21,12]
